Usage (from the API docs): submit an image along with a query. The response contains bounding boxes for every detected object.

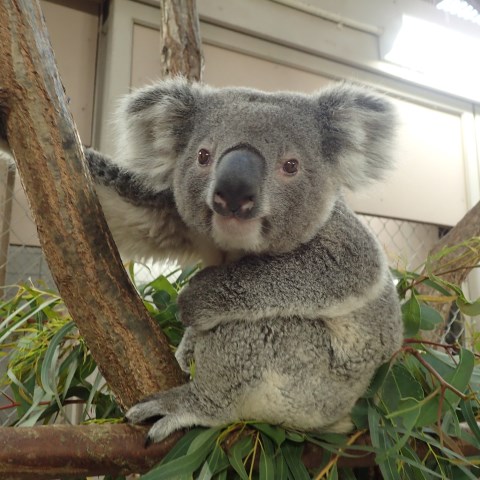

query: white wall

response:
[126,14,475,226]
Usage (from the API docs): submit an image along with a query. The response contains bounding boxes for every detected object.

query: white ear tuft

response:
[113,78,199,192]
[315,83,397,190]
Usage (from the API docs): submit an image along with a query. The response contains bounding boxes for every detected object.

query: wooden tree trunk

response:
[420,201,480,340]
[0,423,477,479]
[0,0,183,410]
[160,0,204,80]
[0,424,182,480]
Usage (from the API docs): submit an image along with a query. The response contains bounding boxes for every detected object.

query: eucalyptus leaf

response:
[197,443,229,479]
[274,449,289,480]
[141,428,220,480]
[259,434,275,480]
[399,444,429,480]
[460,400,480,447]
[253,422,286,446]
[419,304,443,330]
[402,294,421,337]
[380,363,423,433]
[350,398,369,429]
[456,297,480,316]
[443,348,474,406]
[421,277,454,296]
[327,464,338,480]
[364,362,391,398]
[227,435,253,480]
[282,442,310,480]
[0,296,58,343]
[340,468,357,480]
[368,406,401,480]
[40,321,76,414]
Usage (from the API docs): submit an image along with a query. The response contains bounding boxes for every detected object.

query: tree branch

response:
[427,201,480,287]
[418,201,480,340]
[0,424,182,480]
[0,424,477,479]
[0,0,183,410]
[160,0,204,81]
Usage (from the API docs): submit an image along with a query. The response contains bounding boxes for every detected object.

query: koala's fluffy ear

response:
[114,78,199,191]
[315,83,397,190]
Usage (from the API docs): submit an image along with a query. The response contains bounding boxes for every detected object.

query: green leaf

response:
[340,468,357,480]
[175,264,200,288]
[0,296,58,343]
[40,321,76,411]
[368,406,401,480]
[284,431,305,443]
[282,442,309,480]
[327,464,338,480]
[227,435,253,480]
[409,347,474,427]
[456,297,480,316]
[274,449,289,480]
[364,362,391,398]
[460,400,480,447]
[197,443,229,480]
[394,453,445,479]
[400,444,430,480]
[350,398,369,429]
[152,290,172,309]
[380,364,423,431]
[419,304,443,331]
[147,276,178,300]
[422,278,453,296]
[214,470,227,480]
[402,295,421,337]
[259,434,275,480]
[141,427,220,480]
[421,349,455,379]
[253,423,286,446]
[157,428,205,464]
[447,466,479,480]
[400,427,477,466]
[444,348,474,406]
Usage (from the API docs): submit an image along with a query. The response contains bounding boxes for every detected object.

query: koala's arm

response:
[84,148,199,264]
[179,202,389,330]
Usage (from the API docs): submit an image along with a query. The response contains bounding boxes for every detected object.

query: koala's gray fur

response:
[80,79,404,443]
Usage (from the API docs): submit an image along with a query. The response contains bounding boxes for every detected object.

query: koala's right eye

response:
[197,149,212,166]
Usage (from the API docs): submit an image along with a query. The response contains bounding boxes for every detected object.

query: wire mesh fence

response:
[0,178,464,425]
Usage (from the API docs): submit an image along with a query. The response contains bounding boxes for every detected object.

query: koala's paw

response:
[145,414,195,445]
[126,399,204,445]
[177,280,220,331]
[175,339,194,374]
[125,398,167,425]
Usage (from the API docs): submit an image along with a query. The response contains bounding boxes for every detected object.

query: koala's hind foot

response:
[125,384,227,444]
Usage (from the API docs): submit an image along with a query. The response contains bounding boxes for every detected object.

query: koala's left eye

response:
[282,159,299,175]
[197,148,212,166]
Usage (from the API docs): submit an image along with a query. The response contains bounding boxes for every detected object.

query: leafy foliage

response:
[0,264,197,427]
[1,240,480,479]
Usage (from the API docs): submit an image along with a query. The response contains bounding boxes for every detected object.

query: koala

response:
[7,78,404,444]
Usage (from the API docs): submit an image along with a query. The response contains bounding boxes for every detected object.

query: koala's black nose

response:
[212,147,265,219]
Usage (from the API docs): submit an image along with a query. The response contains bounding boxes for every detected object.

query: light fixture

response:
[380,14,480,94]
[436,0,480,26]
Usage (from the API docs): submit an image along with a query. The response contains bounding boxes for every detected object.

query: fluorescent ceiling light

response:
[382,14,480,93]
[436,0,480,26]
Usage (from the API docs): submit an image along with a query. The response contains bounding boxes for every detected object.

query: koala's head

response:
[115,79,396,255]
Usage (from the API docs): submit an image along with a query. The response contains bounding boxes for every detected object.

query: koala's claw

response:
[144,435,154,448]
[125,400,165,425]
